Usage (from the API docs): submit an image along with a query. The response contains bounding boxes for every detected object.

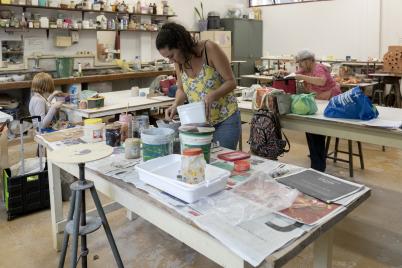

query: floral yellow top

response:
[181,63,238,125]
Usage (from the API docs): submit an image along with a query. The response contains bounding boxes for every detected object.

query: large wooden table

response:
[62,90,175,119]
[36,129,370,268]
[238,99,402,150]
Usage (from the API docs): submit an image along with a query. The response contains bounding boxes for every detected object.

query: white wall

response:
[380,0,402,56]
[260,0,381,60]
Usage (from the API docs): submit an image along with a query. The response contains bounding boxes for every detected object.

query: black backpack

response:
[248,110,290,160]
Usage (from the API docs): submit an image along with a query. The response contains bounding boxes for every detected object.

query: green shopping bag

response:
[291,93,318,115]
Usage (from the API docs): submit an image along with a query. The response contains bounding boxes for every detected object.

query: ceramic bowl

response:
[0,76,11,82]
[11,74,25,82]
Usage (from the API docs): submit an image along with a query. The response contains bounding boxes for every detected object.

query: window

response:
[250,0,331,7]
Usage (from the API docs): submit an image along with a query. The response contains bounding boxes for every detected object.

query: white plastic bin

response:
[135,154,230,203]
[177,102,206,125]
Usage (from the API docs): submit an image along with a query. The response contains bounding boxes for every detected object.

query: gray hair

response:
[295,50,315,62]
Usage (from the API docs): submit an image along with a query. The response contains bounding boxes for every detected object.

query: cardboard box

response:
[200,31,231,47]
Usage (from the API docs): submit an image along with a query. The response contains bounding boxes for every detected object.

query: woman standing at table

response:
[293,50,341,172]
[155,22,240,150]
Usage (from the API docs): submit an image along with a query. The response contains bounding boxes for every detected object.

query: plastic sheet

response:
[234,171,299,211]
[191,191,271,226]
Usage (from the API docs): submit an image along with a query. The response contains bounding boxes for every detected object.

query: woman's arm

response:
[30,97,58,128]
[295,74,326,86]
[205,41,237,117]
[165,63,187,120]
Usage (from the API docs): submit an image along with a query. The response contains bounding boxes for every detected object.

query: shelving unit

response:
[0,3,175,36]
[0,3,176,18]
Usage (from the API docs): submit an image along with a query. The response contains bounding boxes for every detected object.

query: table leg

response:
[48,160,64,251]
[313,230,333,268]
[396,80,401,108]
[126,209,139,221]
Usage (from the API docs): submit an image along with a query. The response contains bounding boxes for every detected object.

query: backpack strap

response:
[272,112,290,153]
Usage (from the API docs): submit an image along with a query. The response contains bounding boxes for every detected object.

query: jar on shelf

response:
[181,148,206,184]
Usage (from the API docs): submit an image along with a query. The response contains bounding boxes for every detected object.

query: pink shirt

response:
[297,63,341,100]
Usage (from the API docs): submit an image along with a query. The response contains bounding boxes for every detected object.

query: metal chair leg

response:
[71,190,82,268]
[90,187,124,268]
[58,191,77,268]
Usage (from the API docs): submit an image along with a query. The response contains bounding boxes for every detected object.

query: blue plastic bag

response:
[324,87,379,120]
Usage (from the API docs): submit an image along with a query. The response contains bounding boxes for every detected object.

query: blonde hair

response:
[31,72,55,95]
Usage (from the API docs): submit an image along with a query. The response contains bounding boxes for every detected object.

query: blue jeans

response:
[213,110,241,150]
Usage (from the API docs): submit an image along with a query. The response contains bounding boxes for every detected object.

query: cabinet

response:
[220,18,262,86]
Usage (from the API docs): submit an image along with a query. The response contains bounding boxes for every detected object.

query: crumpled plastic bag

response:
[291,93,318,115]
[234,171,299,211]
[324,86,379,120]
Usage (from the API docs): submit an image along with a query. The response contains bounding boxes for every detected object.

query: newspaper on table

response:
[85,151,366,267]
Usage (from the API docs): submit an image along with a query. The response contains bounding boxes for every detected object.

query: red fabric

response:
[272,79,296,94]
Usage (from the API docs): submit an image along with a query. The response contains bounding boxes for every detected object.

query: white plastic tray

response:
[135,154,230,203]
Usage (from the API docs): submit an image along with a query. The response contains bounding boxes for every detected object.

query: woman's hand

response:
[165,104,177,121]
[52,101,63,110]
[204,92,218,120]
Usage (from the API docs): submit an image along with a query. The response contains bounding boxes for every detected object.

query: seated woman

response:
[29,72,65,130]
[294,50,341,172]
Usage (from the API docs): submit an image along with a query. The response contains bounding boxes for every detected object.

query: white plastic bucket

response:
[141,128,175,161]
[177,102,206,125]
[179,131,213,163]
[83,123,105,143]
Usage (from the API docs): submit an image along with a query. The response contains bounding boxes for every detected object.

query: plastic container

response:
[83,118,105,143]
[177,102,206,125]
[135,154,230,203]
[105,123,121,147]
[133,115,149,138]
[179,129,214,163]
[119,113,133,142]
[125,138,141,159]
[141,128,174,161]
[181,148,206,184]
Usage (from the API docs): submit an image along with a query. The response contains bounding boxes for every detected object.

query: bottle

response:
[136,0,141,14]
[20,12,27,28]
[77,62,83,77]
[133,56,141,70]
[152,3,156,14]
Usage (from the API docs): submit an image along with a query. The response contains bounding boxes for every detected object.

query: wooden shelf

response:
[0,69,175,91]
[0,3,176,18]
[1,27,160,33]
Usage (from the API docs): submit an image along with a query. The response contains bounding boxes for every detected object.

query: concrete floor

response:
[1,128,402,268]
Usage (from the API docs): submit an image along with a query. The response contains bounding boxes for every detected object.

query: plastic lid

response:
[84,118,102,125]
[183,148,203,156]
[234,160,250,172]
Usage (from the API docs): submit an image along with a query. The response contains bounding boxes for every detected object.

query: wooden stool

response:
[325,137,364,177]
[372,88,384,106]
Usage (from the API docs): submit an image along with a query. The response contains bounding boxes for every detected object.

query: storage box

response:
[135,154,230,203]
[3,167,50,220]
[200,31,231,47]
